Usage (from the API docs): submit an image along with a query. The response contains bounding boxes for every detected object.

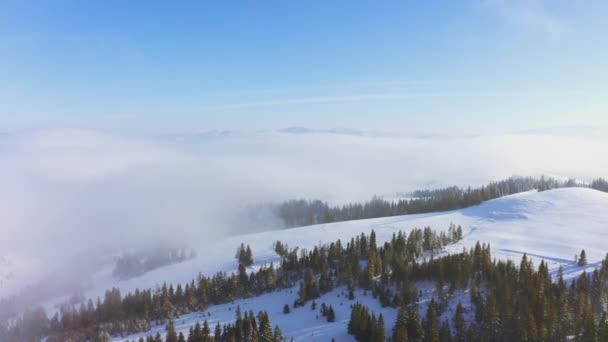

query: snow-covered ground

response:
[78,188,608,305]
[7,187,608,340]
[112,283,475,342]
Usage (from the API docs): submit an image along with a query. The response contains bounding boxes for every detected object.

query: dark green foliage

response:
[236,243,254,267]
[170,309,280,342]
[327,305,336,322]
[165,320,177,342]
[274,241,289,258]
[453,303,466,342]
[579,249,588,266]
[113,247,196,281]
[591,178,608,192]
[9,225,608,342]
[348,303,384,342]
[423,298,440,342]
[405,307,423,342]
[275,176,594,228]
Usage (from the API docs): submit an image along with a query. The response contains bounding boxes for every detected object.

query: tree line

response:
[275,176,608,228]
[347,244,608,341]
[113,247,197,281]
[129,307,285,342]
[6,224,608,341]
[0,224,460,341]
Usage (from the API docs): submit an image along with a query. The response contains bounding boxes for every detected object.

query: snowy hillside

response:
[31,187,608,341]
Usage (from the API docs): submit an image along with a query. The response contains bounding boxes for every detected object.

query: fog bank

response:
[1,128,607,300]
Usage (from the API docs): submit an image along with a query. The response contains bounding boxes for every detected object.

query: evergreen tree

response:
[453,302,466,342]
[579,249,588,266]
[406,308,423,342]
[215,323,221,341]
[424,299,440,342]
[258,311,274,342]
[439,321,452,342]
[373,313,385,342]
[273,325,284,342]
[393,307,409,342]
[165,320,178,342]
[245,245,254,266]
[327,306,336,322]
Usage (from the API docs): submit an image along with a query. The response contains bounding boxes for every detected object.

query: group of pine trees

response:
[113,247,197,281]
[235,244,254,267]
[130,307,285,342]
[275,176,608,228]
[319,303,336,322]
[1,224,461,341]
[348,246,608,341]
[348,303,385,342]
[7,223,608,341]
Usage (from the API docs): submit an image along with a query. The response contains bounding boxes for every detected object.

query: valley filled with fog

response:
[1,127,607,309]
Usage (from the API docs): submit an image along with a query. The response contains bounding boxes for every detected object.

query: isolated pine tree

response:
[579,249,588,266]
[327,306,336,322]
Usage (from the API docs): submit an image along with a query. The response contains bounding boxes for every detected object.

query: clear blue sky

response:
[1,1,607,134]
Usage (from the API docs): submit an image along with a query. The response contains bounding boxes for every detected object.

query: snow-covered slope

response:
[40,188,608,340]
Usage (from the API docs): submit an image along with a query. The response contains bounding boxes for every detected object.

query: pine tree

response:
[245,245,254,266]
[373,313,385,342]
[439,321,453,342]
[273,325,284,342]
[177,332,186,342]
[406,308,423,342]
[259,312,274,342]
[393,307,409,342]
[579,249,588,266]
[424,299,440,342]
[166,320,178,342]
[283,304,290,314]
[193,322,203,342]
[202,320,210,338]
[215,323,221,341]
[453,302,466,342]
[327,306,336,322]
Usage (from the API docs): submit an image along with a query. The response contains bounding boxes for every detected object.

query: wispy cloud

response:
[204,90,528,110]
[205,93,399,110]
[483,0,570,35]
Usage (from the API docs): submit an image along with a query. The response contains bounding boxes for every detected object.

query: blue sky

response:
[1,0,607,134]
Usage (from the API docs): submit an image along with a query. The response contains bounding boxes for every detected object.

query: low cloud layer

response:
[1,127,607,300]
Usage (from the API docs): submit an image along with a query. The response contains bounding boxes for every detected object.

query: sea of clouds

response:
[1,127,607,301]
